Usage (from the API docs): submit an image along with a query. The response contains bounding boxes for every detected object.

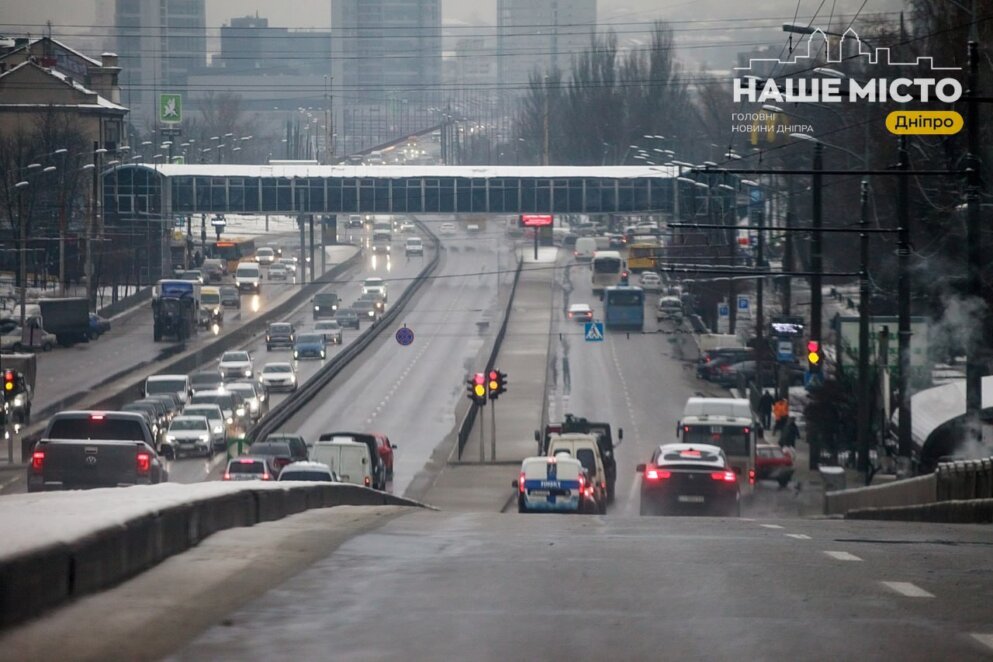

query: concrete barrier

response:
[937,458,993,500]
[0,483,429,629]
[845,498,993,524]
[824,473,937,515]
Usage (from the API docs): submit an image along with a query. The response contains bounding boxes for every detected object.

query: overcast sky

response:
[5,0,905,69]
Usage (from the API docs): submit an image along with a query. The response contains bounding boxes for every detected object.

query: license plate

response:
[529,490,549,497]
[678,495,705,503]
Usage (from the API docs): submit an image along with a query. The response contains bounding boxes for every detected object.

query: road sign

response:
[584,321,604,342]
[776,339,794,363]
[395,325,414,346]
[717,302,730,334]
[159,93,182,124]
[804,370,824,389]
[737,295,749,312]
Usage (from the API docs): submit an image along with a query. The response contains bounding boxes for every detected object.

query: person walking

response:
[758,391,774,429]
[773,397,789,434]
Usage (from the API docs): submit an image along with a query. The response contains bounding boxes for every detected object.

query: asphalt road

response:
[13,508,987,661]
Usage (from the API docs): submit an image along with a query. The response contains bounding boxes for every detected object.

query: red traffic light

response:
[3,370,13,392]
[806,340,820,353]
[806,340,821,365]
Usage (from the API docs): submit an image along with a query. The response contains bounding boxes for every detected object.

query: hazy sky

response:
[4,0,905,68]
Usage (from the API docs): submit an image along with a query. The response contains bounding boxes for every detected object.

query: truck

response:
[0,352,36,423]
[37,297,91,345]
[27,410,168,491]
[536,413,623,501]
[152,279,200,342]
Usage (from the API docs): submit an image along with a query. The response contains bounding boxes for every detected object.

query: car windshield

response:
[192,394,236,409]
[297,334,322,343]
[263,364,293,374]
[190,373,221,387]
[220,287,238,297]
[279,471,332,482]
[146,378,186,394]
[185,407,220,422]
[227,460,264,475]
[202,293,220,305]
[222,352,249,362]
[337,310,356,318]
[249,443,290,456]
[170,418,207,431]
[269,325,292,334]
[316,321,340,330]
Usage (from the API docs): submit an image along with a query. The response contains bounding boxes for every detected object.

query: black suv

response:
[266,322,295,351]
[313,292,340,320]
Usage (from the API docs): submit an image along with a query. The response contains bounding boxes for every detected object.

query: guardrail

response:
[18,249,364,461]
[249,220,441,445]
[456,255,524,459]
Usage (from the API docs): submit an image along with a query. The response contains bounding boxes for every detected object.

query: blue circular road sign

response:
[395,326,414,346]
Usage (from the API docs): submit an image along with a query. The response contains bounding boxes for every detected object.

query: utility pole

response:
[542,75,550,166]
[86,141,101,311]
[896,137,912,467]
[810,141,824,366]
[857,179,871,478]
[965,40,983,435]
[782,177,794,316]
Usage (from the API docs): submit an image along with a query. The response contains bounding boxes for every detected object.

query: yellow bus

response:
[627,243,659,272]
[210,238,257,274]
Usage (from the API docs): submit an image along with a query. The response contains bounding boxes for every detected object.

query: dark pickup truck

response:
[27,411,168,492]
[537,414,623,501]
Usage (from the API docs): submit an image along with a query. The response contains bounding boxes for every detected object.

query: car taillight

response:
[223,472,231,480]
[276,457,291,467]
[711,470,737,482]
[578,475,585,493]
[519,472,526,493]
[749,469,756,485]
[645,468,671,480]
[31,450,44,473]
[568,312,573,318]
[364,476,371,487]
[136,452,151,475]
[261,472,272,481]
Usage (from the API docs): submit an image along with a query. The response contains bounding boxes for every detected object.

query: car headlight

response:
[166,435,176,442]
[314,306,320,311]
[368,310,375,317]
[332,304,338,311]
[288,374,296,383]
[199,434,209,442]
[12,394,25,407]
[226,416,234,425]
[293,351,299,359]
[243,368,252,377]
[235,407,246,417]
[213,424,223,435]
[250,400,259,412]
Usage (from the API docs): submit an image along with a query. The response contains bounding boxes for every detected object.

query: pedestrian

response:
[758,390,774,429]
[780,416,798,449]
[772,397,789,434]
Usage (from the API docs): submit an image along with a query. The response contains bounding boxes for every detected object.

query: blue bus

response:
[604,286,645,330]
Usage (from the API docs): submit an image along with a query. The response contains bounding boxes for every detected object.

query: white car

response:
[258,361,297,392]
[362,277,388,302]
[656,295,683,321]
[567,303,594,322]
[399,222,416,233]
[639,272,662,291]
[314,320,343,345]
[164,415,214,458]
[0,318,56,352]
[278,461,339,482]
[268,263,290,281]
[439,222,457,235]
[181,404,227,450]
[218,350,253,380]
[466,223,481,233]
[255,247,276,265]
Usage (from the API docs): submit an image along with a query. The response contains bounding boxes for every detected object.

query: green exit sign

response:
[159,93,182,124]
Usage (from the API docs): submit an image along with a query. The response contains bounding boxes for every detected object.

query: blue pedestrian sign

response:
[776,340,794,363]
[584,321,604,342]
[718,304,730,318]
[395,325,414,346]
[804,370,824,389]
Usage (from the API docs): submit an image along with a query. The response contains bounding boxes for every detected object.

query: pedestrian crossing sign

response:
[585,321,604,342]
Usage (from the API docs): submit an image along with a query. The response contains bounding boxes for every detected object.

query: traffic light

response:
[467,372,487,405]
[806,339,821,370]
[487,369,508,400]
[3,370,13,392]
[620,270,629,286]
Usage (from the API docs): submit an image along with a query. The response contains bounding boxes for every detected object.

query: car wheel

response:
[12,342,23,352]
[598,497,607,515]
[517,498,528,514]
[42,342,53,352]
[88,329,99,341]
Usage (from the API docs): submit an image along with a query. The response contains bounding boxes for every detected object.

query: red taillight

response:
[519,472,526,493]
[90,413,105,421]
[646,468,671,480]
[31,450,45,473]
[364,476,371,487]
[711,470,737,482]
[136,452,151,475]
[578,475,586,493]
[749,469,756,485]
[239,458,255,464]
[261,472,272,481]
[568,312,574,319]
[223,472,231,480]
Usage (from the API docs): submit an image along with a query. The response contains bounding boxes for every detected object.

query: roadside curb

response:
[844,498,993,523]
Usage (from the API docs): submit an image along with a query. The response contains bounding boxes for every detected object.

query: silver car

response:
[314,320,343,345]
[164,415,214,458]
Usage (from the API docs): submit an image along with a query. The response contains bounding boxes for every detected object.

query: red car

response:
[371,432,398,480]
[755,443,794,487]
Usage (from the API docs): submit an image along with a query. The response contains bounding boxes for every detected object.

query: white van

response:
[513,454,591,514]
[145,374,192,404]
[235,262,262,293]
[574,237,597,261]
[310,439,373,487]
[546,433,607,513]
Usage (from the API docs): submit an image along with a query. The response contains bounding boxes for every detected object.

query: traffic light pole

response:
[491,401,496,461]
[857,179,871,479]
[897,138,912,468]
[479,402,485,462]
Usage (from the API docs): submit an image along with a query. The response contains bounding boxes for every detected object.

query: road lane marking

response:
[760,524,784,529]
[785,533,812,540]
[971,634,993,652]
[824,551,862,561]
[881,581,934,598]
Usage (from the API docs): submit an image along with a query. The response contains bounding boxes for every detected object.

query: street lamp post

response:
[857,179,872,479]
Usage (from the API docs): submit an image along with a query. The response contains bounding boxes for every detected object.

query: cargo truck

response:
[37,297,90,345]
[152,279,200,342]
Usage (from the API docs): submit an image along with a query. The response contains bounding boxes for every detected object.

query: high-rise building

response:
[331,0,441,154]
[115,0,206,127]
[497,0,596,96]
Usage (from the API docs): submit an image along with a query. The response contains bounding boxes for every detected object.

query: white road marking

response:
[824,551,862,562]
[785,533,812,540]
[970,634,993,652]
[760,524,784,529]
[740,517,756,522]
[881,581,934,598]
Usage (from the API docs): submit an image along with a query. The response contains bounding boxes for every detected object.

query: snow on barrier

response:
[0,482,430,629]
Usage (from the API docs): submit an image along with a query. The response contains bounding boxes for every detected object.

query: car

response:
[181,403,227,451]
[362,277,388,302]
[266,322,295,350]
[369,432,397,480]
[189,370,224,394]
[755,443,795,487]
[347,214,363,228]
[293,332,327,360]
[120,403,163,446]
[607,233,626,249]
[399,221,416,233]
[263,433,310,463]
[656,295,682,322]
[144,374,192,404]
[351,298,380,322]
[88,313,111,339]
[132,398,171,434]
[201,258,226,283]
[246,440,298,474]
[0,318,56,352]
[310,439,373,487]
[567,303,594,322]
[514,454,597,514]
[314,320,343,345]
[696,347,753,380]
[637,443,740,517]
[335,308,360,330]
[268,263,290,281]
[145,392,184,422]
[190,389,251,437]
[177,269,204,285]
[358,291,386,314]
[312,292,339,319]
[258,362,297,392]
[712,360,804,388]
[223,456,279,481]
[235,262,262,294]
[225,381,268,422]
[255,247,276,265]
[219,285,241,309]
[466,223,481,233]
[639,272,662,291]
[405,236,424,256]
[439,222,457,235]
[278,461,338,482]
[163,415,214,458]
[218,350,253,379]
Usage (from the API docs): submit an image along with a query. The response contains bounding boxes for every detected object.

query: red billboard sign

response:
[519,214,553,227]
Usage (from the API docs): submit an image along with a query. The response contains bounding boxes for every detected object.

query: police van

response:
[513,454,595,514]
